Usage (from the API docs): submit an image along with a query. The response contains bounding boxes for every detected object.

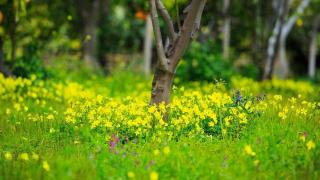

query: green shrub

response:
[176,41,236,82]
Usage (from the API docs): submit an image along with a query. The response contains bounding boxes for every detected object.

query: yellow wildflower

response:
[163,146,170,155]
[222,129,227,136]
[42,161,50,171]
[274,95,282,101]
[306,140,316,151]
[128,171,135,178]
[19,153,29,161]
[150,171,159,180]
[208,121,215,127]
[4,152,13,160]
[32,153,39,161]
[49,128,56,133]
[47,114,54,120]
[244,145,256,156]
[296,18,303,27]
[153,149,160,156]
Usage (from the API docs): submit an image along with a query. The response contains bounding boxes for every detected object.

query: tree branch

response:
[150,0,169,70]
[175,0,182,32]
[192,0,207,38]
[282,0,310,38]
[155,0,177,42]
[170,0,207,70]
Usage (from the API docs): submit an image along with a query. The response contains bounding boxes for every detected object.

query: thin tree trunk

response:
[278,36,289,79]
[276,0,310,78]
[79,0,100,68]
[144,15,153,77]
[9,1,16,63]
[98,0,110,72]
[0,37,11,76]
[263,0,309,79]
[263,0,287,80]
[223,0,230,60]
[308,16,319,79]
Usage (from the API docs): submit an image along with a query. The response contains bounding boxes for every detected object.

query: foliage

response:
[176,41,236,82]
[0,73,319,179]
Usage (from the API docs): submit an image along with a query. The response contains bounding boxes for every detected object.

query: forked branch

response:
[170,0,207,69]
[155,0,177,42]
[150,0,169,70]
[192,0,207,38]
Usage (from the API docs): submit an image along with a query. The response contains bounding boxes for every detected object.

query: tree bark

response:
[263,0,287,80]
[78,0,100,68]
[9,1,17,63]
[0,37,11,76]
[263,0,310,79]
[150,68,174,104]
[150,0,207,105]
[222,0,230,60]
[98,0,110,72]
[276,0,310,78]
[308,16,320,79]
[144,15,153,77]
[278,36,289,79]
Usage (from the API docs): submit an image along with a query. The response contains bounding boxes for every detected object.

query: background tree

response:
[264,0,310,79]
[222,0,230,60]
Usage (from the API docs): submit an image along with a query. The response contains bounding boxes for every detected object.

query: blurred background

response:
[0,0,319,83]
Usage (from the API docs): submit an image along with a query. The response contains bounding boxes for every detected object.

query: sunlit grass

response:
[0,73,319,179]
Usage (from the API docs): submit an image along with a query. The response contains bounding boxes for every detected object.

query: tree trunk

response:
[308,33,317,78]
[263,0,287,80]
[277,36,289,79]
[144,15,153,77]
[9,1,17,63]
[78,0,100,68]
[98,0,110,72]
[150,68,174,104]
[150,0,207,105]
[0,37,11,76]
[275,0,310,79]
[308,16,319,79]
[222,0,230,60]
[263,0,309,80]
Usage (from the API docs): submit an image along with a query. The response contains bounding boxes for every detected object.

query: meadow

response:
[0,72,319,179]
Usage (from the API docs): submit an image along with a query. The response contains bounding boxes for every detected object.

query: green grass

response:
[0,74,319,180]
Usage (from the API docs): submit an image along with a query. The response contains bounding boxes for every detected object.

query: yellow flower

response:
[278,111,287,120]
[299,134,306,142]
[306,140,316,151]
[49,128,56,133]
[153,149,160,156]
[14,103,21,112]
[274,95,282,101]
[222,129,227,136]
[244,145,256,156]
[163,146,170,155]
[47,114,54,120]
[43,161,50,171]
[296,18,303,27]
[19,153,29,161]
[32,153,39,161]
[128,171,135,178]
[150,171,159,180]
[208,121,215,127]
[4,152,13,160]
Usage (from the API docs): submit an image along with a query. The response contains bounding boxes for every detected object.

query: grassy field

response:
[0,73,319,179]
